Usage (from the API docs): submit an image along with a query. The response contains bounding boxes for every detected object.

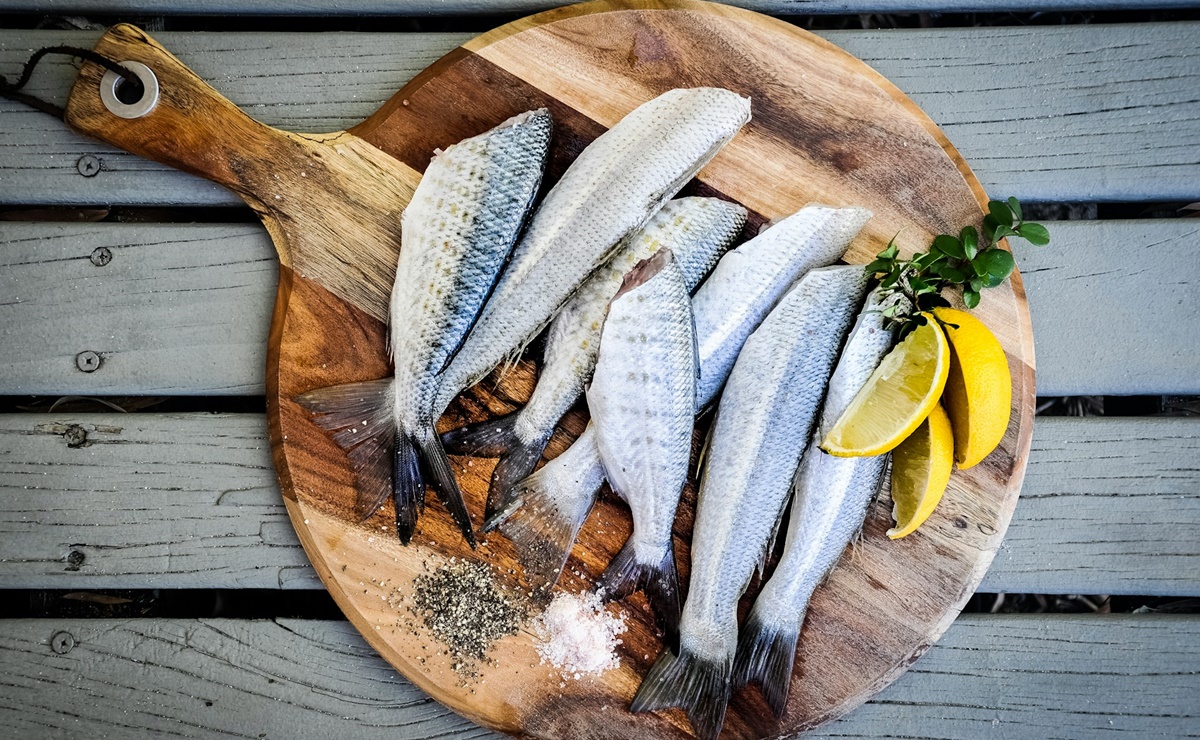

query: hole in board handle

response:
[100,61,158,119]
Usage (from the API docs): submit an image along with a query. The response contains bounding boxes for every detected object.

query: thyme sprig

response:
[866,197,1049,337]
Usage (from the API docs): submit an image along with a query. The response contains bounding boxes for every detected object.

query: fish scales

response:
[442,197,745,521]
[493,205,871,590]
[630,265,870,740]
[733,290,902,716]
[588,250,696,638]
[432,88,751,418]
[296,109,553,547]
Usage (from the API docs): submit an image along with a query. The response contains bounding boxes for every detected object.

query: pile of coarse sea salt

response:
[534,591,628,678]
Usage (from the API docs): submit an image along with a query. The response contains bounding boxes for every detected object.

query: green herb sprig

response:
[866,197,1049,337]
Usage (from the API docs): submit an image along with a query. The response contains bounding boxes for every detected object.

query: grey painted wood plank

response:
[1016,219,1200,397]
[4,219,1196,397]
[1,413,1196,595]
[0,614,1196,739]
[0,221,274,395]
[0,223,277,396]
[2,23,1198,205]
[6,0,1199,15]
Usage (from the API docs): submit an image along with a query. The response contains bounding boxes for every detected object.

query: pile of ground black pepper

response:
[410,558,526,674]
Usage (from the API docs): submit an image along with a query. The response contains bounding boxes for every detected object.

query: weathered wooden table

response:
[1,2,1198,738]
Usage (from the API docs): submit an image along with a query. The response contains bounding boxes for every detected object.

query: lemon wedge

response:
[931,307,1012,469]
[887,403,954,539]
[821,316,949,457]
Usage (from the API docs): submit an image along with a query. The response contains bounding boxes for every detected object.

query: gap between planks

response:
[0,23,1198,205]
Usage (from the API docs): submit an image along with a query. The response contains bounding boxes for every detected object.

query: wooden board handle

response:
[64,23,420,322]
[64,24,289,199]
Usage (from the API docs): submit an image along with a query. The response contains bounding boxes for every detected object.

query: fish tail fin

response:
[392,431,423,545]
[295,378,396,523]
[413,426,477,548]
[491,465,595,596]
[440,412,551,522]
[630,645,733,740]
[731,607,800,718]
[596,538,681,648]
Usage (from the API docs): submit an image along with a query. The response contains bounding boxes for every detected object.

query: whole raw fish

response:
[630,265,870,740]
[431,88,752,419]
[588,250,696,639]
[492,205,872,589]
[441,197,745,521]
[295,109,553,547]
[732,289,901,716]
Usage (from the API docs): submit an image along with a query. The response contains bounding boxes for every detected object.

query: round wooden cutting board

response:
[62,2,1035,737]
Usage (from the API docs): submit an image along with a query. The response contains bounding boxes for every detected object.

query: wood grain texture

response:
[0,413,1197,595]
[8,0,1200,13]
[3,22,1199,205]
[0,615,1197,740]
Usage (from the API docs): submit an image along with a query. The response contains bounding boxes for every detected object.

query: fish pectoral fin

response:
[732,608,801,718]
[415,427,477,549]
[630,645,733,740]
[295,378,396,521]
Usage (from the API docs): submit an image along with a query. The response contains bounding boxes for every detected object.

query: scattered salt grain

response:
[534,591,627,677]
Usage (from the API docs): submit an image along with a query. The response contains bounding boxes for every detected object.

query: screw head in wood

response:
[90,247,113,266]
[50,631,75,654]
[76,155,102,177]
[76,351,101,373]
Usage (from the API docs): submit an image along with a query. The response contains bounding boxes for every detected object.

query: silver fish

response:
[295,109,553,547]
[492,205,872,589]
[587,250,696,639]
[732,289,901,716]
[431,88,752,419]
[441,197,745,521]
[630,265,870,740]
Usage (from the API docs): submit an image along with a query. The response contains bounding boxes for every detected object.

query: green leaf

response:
[1007,196,1023,221]
[879,236,900,260]
[988,200,1014,228]
[881,267,902,289]
[971,255,990,278]
[983,273,1007,288]
[863,259,892,274]
[932,234,964,260]
[970,277,984,292]
[991,224,1014,243]
[963,288,981,309]
[914,251,938,269]
[1017,222,1051,246]
[939,265,969,283]
[978,248,1016,279]
[960,226,979,259]
[982,214,999,241]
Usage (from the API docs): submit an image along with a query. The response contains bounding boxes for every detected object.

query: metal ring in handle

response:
[99,61,159,119]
